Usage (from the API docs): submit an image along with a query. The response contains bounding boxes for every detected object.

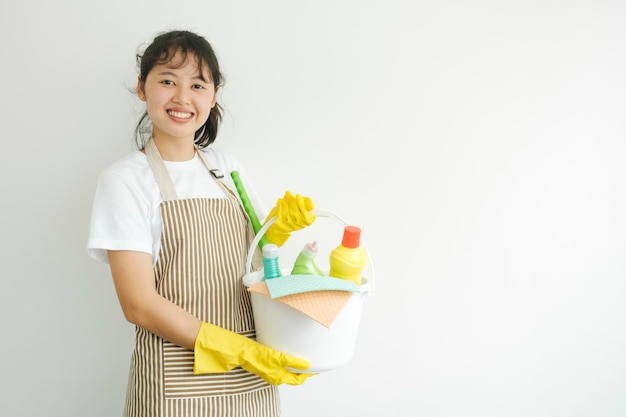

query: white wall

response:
[1,1,625,416]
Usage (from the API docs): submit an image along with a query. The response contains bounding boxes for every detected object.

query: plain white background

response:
[1,1,625,416]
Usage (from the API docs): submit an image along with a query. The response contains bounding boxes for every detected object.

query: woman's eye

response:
[192,84,205,90]
[161,80,174,86]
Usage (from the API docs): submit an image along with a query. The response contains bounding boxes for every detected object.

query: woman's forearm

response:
[108,250,202,350]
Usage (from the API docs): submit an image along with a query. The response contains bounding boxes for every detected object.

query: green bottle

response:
[291,241,324,276]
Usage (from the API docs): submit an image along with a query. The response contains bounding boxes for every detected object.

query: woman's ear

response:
[211,86,219,108]
[137,76,146,101]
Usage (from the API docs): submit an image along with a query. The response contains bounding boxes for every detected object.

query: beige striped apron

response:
[123,139,280,417]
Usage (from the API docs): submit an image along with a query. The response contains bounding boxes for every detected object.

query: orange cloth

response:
[248,282,353,328]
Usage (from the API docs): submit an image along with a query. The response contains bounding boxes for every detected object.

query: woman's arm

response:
[108,250,202,350]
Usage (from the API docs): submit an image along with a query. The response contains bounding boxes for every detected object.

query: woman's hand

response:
[264,191,316,246]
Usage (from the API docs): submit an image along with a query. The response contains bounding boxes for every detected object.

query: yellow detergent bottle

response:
[329,225,367,286]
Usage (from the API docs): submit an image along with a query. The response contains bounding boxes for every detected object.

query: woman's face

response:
[138,53,217,144]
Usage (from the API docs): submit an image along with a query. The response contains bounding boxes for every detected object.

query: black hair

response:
[134,30,224,149]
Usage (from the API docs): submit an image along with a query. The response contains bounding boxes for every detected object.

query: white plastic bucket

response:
[243,210,374,373]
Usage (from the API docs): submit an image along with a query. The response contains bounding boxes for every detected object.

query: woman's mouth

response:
[167,110,193,119]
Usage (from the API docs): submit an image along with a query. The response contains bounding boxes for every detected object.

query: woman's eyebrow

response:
[156,71,177,77]
[157,70,209,82]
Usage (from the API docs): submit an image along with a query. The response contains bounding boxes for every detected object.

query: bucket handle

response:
[245,209,375,295]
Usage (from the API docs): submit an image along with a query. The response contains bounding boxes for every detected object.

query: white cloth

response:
[87,147,268,264]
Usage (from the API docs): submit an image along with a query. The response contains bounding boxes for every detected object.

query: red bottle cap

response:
[341,225,362,248]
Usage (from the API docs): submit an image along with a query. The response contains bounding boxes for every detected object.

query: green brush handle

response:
[230,171,270,249]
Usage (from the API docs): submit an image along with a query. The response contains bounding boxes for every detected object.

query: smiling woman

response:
[86,30,316,417]
[137,54,217,160]
[134,31,223,155]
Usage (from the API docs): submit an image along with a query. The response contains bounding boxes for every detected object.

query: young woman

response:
[88,30,315,417]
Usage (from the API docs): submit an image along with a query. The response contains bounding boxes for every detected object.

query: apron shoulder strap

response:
[144,138,240,202]
[144,139,178,201]
[196,149,239,200]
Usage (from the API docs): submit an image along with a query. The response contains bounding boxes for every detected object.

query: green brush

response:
[230,171,270,249]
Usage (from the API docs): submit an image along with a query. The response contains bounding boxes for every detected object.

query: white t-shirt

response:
[87,147,268,265]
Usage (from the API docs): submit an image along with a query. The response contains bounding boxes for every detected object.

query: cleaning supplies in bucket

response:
[242,211,374,373]
[246,238,362,329]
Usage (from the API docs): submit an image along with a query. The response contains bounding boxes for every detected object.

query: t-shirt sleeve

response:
[87,171,154,264]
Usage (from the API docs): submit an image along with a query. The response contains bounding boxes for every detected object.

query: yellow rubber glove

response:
[264,191,316,247]
[194,322,314,386]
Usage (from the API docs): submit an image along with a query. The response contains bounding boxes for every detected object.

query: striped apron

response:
[123,139,280,417]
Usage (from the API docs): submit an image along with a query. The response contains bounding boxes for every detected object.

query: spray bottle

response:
[291,241,324,276]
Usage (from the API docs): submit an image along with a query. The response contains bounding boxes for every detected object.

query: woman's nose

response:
[173,87,190,105]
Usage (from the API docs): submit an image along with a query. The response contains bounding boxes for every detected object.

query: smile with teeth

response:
[168,110,193,119]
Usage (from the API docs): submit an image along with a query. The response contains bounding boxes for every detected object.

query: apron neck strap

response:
[195,150,240,200]
[144,138,239,201]
[144,138,178,201]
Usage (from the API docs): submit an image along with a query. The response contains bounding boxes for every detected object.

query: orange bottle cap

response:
[341,225,361,248]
